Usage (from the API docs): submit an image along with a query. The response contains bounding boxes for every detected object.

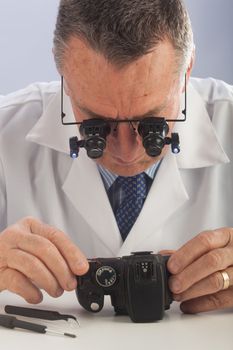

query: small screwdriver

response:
[0,314,76,338]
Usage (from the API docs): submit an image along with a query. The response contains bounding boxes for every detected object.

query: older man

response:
[0,0,233,315]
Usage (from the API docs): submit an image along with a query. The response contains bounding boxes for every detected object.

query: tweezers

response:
[4,305,78,323]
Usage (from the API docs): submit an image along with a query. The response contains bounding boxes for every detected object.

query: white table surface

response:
[0,290,232,350]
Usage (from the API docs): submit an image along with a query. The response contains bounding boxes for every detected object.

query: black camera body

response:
[76,251,173,323]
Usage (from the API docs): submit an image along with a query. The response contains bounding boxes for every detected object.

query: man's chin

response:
[97,158,155,176]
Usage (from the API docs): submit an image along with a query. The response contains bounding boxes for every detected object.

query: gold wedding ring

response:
[220,270,230,290]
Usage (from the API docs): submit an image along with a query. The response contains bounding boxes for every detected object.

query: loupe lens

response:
[143,135,165,157]
[86,137,106,159]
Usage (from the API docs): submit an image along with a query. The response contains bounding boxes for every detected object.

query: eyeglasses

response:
[60,75,187,127]
[61,75,187,159]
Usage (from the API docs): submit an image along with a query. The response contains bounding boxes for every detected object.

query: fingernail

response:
[169,259,180,274]
[56,288,64,297]
[27,292,43,304]
[180,302,191,314]
[171,280,181,293]
[76,260,89,272]
[173,294,181,301]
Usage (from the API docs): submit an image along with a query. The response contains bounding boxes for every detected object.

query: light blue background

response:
[0,0,232,94]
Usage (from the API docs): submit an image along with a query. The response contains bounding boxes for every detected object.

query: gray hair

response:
[53,0,193,72]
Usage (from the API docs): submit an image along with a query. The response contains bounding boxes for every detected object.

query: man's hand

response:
[0,217,89,303]
[167,228,233,313]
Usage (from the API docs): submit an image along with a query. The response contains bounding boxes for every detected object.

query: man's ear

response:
[52,46,64,82]
[52,47,59,71]
[62,77,70,96]
[182,47,195,92]
[187,47,195,80]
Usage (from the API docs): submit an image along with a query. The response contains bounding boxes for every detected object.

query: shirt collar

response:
[97,162,160,190]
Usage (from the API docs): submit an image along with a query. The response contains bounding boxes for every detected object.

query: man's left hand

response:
[167,228,233,313]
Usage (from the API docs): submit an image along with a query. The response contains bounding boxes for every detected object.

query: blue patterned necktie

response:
[115,173,147,240]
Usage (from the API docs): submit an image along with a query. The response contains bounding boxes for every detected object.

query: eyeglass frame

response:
[60,75,187,127]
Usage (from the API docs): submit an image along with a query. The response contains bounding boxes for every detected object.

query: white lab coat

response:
[0,78,233,258]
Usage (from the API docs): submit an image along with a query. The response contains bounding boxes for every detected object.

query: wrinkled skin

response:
[0,217,88,303]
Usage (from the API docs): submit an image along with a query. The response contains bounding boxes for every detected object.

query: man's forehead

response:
[73,96,169,120]
[64,36,177,86]
[63,37,180,118]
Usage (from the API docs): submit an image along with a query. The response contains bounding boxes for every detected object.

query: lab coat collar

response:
[27,86,78,154]
[175,83,229,168]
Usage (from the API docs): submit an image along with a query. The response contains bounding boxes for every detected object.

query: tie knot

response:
[117,173,147,199]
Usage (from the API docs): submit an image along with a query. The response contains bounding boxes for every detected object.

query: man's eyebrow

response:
[76,101,167,120]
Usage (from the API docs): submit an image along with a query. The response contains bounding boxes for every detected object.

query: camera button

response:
[90,303,101,311]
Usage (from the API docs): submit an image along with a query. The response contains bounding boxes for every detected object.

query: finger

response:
[0,268,43,304]
[180,287,233,314]
[8,230,78,291]
[168,228,232,274]
[173,267,233,302]
[158,250,176,256]
[7,249,64,298]
[19,217,89,275]
[169,247,233,294]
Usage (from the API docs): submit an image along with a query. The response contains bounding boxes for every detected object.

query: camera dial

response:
[95,266,117,287]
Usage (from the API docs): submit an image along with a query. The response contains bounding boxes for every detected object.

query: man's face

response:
[62,37,183,176]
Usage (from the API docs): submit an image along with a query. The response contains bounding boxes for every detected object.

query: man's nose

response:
[113,121,137,140]
[111,122,141,154]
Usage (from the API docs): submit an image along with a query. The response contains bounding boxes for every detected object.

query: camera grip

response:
[76,280,105,313]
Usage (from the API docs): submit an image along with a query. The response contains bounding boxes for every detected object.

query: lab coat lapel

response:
[118,152,189,256]
[62,151,122,255]
[26,86,122,254]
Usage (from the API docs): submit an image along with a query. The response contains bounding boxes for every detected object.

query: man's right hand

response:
[0,217,89,303]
